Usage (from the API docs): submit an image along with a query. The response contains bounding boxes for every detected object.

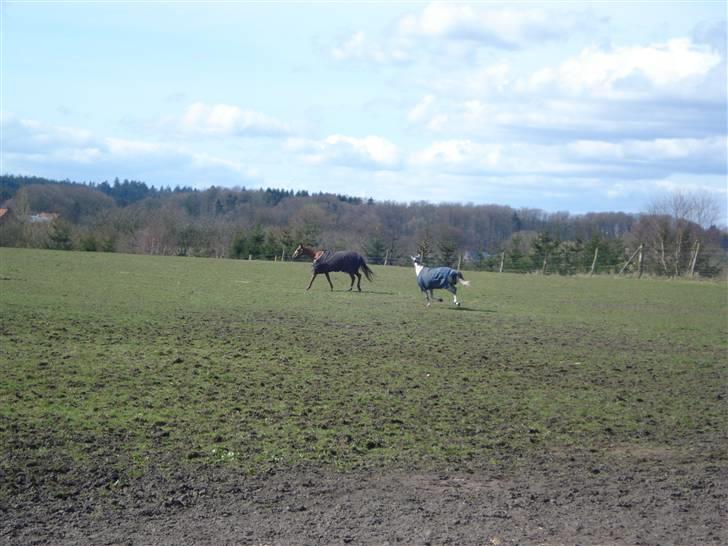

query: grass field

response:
[1,248,726,483]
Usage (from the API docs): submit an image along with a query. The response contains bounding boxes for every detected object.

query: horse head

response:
[292,244,304,259]
[411,254,423,265]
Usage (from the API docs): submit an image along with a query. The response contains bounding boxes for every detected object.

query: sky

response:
[1,1,726,216]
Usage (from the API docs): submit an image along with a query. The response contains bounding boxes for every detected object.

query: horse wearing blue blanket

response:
[411,254,470,307]
[293,243,374,291]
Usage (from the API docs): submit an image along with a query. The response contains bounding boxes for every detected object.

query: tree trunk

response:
[674,232,683,277]
[659,239,668,275]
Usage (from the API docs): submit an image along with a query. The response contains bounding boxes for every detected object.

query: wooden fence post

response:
[499,251,505,273]
[619,244,642,275]
[590,247,599,276]
[689,241,700,278]
[637,244,644,278]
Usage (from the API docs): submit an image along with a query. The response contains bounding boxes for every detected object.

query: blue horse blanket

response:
[417,267,459,291]
[313,250,362,274]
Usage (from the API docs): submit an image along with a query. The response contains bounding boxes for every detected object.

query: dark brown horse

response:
[292,243,374,291]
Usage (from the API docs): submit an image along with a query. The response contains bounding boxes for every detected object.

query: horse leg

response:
[347,273,355,291]
[355,271,362,292]
[446,285,460,306]
[423,290,431,307]
[325,272,334,291]
[306,273,317,290]
[428,289,442,304]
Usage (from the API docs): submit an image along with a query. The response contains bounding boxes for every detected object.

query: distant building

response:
[28,212,59,223]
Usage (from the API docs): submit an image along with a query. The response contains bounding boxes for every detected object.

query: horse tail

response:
[359,257,375,281]
[457,271,471,287]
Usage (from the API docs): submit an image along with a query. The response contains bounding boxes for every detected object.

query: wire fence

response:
[233,247,728,279]
[4,219,726,279]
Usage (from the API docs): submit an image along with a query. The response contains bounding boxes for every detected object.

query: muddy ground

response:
[2,448,726,546]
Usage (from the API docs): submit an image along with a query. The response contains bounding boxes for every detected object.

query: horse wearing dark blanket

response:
[411,254,470,306]
[293,244,374,291]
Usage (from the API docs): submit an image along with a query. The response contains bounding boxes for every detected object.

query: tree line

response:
[0,174,725,278]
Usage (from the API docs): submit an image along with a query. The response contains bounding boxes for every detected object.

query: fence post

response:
[590,247,599,276]
[619,244,642,275]
[499,251,505,273]
[689,241,700,278]
[457,254,462,271]
[384,249,389,266]
[637,244,644,278]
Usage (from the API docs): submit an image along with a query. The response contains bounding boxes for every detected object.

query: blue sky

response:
[2,1,726,216]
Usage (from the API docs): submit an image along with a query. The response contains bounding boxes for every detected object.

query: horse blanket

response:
[313,250,362,274]
[417,267,459,291]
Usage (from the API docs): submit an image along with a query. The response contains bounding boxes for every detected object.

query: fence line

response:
[224,247,727,279]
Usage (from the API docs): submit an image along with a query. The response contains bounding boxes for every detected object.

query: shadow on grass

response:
[302,289,399,295]
[445,306,497,313]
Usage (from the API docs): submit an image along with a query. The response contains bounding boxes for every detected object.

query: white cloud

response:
[2,113,96,153]
[407,94,436,123]
[397,2,586,48]
[405,34,726,142]
[2,114,258,186]
[330,3,593,66]
[531,38,723,98]
[288,134,400,170]
[567,136,727,173]
[330,30,411,64]
[173,102,291,137]
[408,134,727,182]
[410,140,502,170]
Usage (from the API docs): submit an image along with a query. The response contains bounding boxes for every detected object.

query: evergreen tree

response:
[436,238,458,267]
[364,236,387,265]
[417,229,434,264]
[248,224,266,258]
[48,220,73,250]
[230,231,249,259]
[531,232,560,274]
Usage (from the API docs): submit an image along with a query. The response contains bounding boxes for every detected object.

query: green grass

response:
[1,248,726,478]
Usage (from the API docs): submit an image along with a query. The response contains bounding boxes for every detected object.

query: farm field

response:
[1,248,727,545]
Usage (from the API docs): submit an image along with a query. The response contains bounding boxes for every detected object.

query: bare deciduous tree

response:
[644,190,723,276]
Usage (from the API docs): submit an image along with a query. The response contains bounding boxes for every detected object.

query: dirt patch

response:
[2,452,726,545]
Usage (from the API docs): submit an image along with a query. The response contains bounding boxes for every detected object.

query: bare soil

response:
[2,448,726,545]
